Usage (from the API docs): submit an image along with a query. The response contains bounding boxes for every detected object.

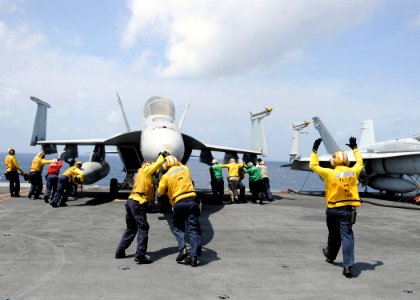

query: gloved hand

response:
[312,138,322,152]
[159,151,170,158]
[346,137,357,150]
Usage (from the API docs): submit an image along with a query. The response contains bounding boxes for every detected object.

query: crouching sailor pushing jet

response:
[51,161,85,207]
[115,151,169,264]
[157,154,202,267]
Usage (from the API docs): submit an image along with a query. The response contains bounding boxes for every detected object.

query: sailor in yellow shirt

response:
[51,161,85,207]
[4,147,25,197]
[221,158,245,204]
[28,151,52,199]
[115,152,167,264]
[310,137,364,278]
[158,155,202,267]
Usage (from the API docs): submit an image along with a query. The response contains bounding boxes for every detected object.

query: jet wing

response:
[291,150,420,172]
[36,131,143,175]
[182,133,261,164]
[361,151,420,159]
[201,144,261,155]
[36,130,142,146]
[290,155,331,171]
[37,138,108,145]
[181,133,260,154]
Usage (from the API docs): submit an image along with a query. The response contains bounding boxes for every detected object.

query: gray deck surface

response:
[1,185,419,300]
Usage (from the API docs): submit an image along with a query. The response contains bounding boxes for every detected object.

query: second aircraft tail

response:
[312,116,340,154]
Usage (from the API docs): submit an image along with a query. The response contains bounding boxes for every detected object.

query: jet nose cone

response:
[141,127,185,162]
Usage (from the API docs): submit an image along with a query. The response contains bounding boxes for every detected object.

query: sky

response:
[1,0,420,161]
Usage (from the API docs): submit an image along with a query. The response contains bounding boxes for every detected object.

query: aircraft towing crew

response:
[257,158,273,202]
[221,158,245,204]
[50,161,85,208]
[244,162,265,204]
[157,154,202,267]
[310,137,364,278]
[209,159,224,203]
[43,157,63,203]
[4,147,27,197]
[115,151,168,264]
[28,151,52,199]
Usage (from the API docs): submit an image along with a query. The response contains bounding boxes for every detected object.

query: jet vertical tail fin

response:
[30,96,51,146]
[289,120,310,161]
[312,116,340,154]
[251,118,267,156]
[178,101,190,131]
[359,119,375,147]
[116,92,131,132]
[250,108,272,156]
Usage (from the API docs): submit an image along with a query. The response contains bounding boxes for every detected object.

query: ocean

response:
[0,152,325,192]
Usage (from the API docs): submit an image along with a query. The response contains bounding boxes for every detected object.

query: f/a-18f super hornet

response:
[289,117,420,194]
[30,96,272,192]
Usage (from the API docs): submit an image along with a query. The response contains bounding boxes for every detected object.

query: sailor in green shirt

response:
[244,162,265,204]
[209,159,224,203]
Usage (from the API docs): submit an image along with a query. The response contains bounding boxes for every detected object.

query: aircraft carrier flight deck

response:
[1,185,419,300]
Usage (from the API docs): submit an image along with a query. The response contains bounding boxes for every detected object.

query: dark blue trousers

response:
[29,171,43,197]
[326,207,355,267]
[44,174,59,201]
[52,175,72,205]
[116,200,149,258]
[7,171,20,196]
[211,179,224,202]
[238,181,245,202]
[249,179,264,202]
[172,199,202,257]
[262,177,272,200]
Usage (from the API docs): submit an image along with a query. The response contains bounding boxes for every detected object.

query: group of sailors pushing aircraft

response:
[209,157,272,205]
[4,148,84,207]
[4,136,363,276]
[3,148,272,269]
[4,147,273,207]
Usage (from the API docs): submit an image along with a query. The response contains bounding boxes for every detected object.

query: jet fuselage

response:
[140,96,185,162]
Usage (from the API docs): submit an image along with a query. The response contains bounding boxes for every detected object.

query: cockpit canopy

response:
[143,96,175,119]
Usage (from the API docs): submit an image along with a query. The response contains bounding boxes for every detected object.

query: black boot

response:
[176,247,188,262]
[323,246,334,264]
[191,256,198,267]
[135,255,153,264]
[343,266,352,278]
[115,250,126,259]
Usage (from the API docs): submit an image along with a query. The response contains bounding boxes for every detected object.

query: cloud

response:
[0,21,45,51]
[0,18,133,144]
[123,0,379,78]
[121,0,171,48]
[0,0,23,13]
[408,12,420,29]
[1,0,418,162]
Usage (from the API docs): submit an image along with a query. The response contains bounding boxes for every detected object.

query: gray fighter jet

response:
[289,117,420,193]
[30,96,271,192]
